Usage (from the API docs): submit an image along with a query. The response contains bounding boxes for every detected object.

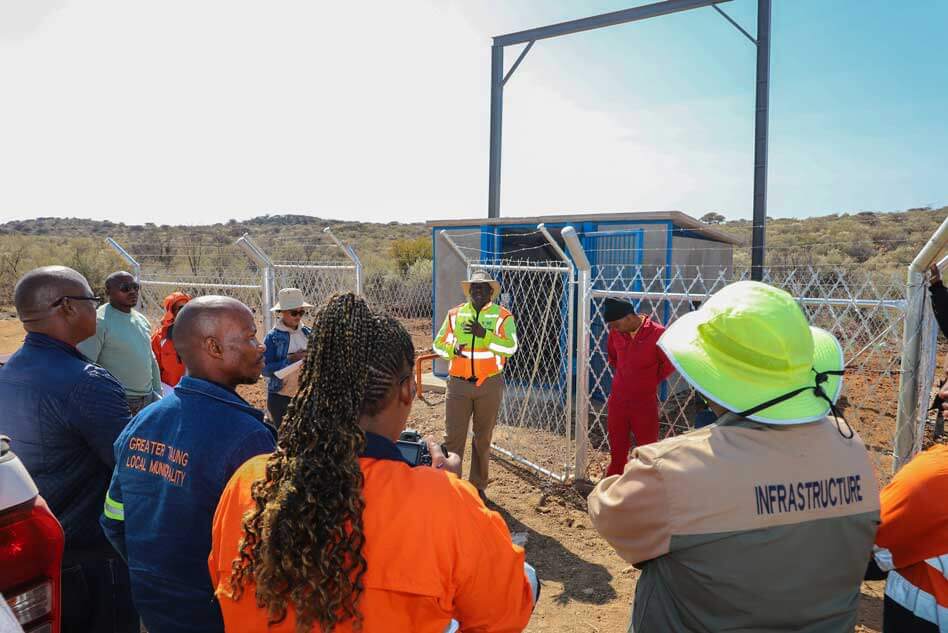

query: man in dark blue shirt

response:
[0,266,138,633]
[101,296,277,633]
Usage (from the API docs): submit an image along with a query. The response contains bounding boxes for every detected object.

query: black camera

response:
[396,429,432,466]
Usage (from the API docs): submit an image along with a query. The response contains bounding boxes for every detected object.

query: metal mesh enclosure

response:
[577,265,909,484]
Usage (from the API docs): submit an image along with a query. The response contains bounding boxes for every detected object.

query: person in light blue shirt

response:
[78,271,161,414]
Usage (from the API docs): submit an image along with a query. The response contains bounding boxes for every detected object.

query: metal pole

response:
[561,226,591,479]
[750,0,771,281]
[894,269,925,471]
[539,224,575,480]
[488,44,504,219]
[235,234,274,332]
[323,227,363,296]
[106,237,141,282]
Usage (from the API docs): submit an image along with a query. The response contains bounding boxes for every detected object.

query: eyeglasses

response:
[51,295,102,308]
[284,309,305,317]
[116,283,140,293]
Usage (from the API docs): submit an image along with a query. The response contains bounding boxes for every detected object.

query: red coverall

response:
[606,316,674,476]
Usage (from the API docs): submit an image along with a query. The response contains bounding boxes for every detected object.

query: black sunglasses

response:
[116,282,140,293]
[284,309,305,317]
[52,295,102,308]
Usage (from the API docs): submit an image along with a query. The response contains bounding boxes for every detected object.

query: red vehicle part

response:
[0,436,65,633]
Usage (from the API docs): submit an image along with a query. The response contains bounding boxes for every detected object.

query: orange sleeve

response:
[209,457,263,597]
[875,446,948,569]
[450,478,533,632]
[151,332,163,371]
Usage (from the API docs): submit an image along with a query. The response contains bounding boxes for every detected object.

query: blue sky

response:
[0,0,944,225]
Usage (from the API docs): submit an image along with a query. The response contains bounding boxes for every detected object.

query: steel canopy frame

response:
[488,0,772,281]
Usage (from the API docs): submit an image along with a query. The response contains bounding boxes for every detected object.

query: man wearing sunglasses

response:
[0,266,139,633]
[78,271,162,415]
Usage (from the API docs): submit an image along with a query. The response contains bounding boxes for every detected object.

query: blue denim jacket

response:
[262,325,311,394]
[100,377,276,633]
[0,332,131,551]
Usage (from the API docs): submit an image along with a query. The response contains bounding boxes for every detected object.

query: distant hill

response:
[0,207,944,303]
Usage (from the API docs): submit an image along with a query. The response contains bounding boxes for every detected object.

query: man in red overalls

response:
[604,298,674,476]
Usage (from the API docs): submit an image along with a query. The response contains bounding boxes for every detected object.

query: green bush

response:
[391,237,432,274]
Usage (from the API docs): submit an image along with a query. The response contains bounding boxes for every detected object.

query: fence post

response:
[894,215,948,471]
[323,228,363,295]
[539,224,576,480]
[235,234,274,333]
[106,237,141,282]
[106,237,141,308]
[561,226,591,480]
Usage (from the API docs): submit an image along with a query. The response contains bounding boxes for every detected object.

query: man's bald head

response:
[173,296,264,387]
[15,266,91,320]
[13,266,98,343]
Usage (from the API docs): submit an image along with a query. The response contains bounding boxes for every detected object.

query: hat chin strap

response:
[737,369,852,439]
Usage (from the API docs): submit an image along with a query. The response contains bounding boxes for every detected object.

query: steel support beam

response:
[488,45,504,219]
[503,41,535,86]
[488,0,737,220]
[712,4,756,45]
[493,0,731,47]
[750,0,771,281]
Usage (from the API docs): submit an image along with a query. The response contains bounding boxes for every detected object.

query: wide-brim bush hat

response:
[657,280,844,425]
[461,270,501,300]
[271,288,314,312]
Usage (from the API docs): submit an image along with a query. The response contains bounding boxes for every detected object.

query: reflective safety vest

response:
[433,302,517,387]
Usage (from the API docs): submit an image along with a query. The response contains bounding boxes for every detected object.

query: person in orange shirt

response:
[866,431,948,631]
[150,291,191,389]
[209,293,538,633]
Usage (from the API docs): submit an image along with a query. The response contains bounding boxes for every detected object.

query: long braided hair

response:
[229,293,415,632]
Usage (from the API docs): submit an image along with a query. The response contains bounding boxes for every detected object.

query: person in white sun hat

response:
[588,280,881,633]
[262,288,313,430]
[433,270,518,503]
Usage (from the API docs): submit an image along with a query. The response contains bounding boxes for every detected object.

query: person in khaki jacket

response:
[588,280,881,633]
[433,270,517,502]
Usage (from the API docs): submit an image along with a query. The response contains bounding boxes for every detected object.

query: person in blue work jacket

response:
[0,266,138,633]
[100,296,276,633]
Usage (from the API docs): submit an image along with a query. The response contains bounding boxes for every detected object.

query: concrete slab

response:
[421,371,446,394]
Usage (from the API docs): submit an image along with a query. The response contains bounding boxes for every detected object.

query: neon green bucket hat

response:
[657,281,844,425]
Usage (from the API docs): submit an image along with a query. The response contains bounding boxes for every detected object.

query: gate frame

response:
[894,215,948,471]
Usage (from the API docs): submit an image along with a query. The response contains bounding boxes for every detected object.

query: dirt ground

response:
[0,317,887,631]
[233,377,888,632]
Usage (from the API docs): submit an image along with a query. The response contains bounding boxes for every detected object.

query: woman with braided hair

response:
[209,293,538,633]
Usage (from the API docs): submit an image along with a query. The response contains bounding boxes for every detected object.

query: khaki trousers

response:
[444,373,505,491]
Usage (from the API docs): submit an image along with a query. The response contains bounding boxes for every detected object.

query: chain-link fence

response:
[119,235,268,326]
[109,225,940,489]
[469,260,574,482]
[363,260,433,322]
[574,263,909,484]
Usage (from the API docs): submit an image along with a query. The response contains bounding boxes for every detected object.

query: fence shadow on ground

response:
[489,458,618,607]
